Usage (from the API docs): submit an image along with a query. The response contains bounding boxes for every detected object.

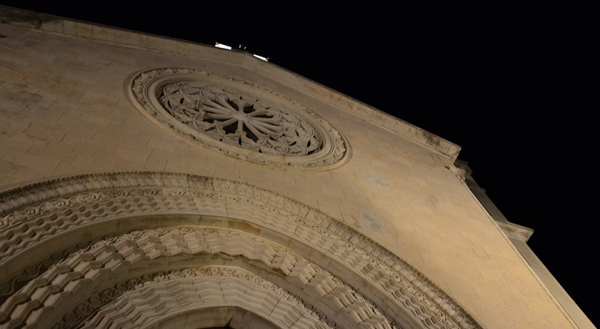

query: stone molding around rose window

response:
[126,68,350,170]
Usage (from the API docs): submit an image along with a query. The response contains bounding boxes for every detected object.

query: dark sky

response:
[2,1,599,325]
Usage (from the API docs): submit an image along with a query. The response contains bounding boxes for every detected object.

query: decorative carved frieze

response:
[4,227,392,329]
[69,267,335,329]
[49,227,397,329]
[0,173,482,329]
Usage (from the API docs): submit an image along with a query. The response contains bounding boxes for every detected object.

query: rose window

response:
[128,68,349,170]
[159,82,322,156]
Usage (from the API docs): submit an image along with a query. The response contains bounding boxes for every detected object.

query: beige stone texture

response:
[0,17,577,329]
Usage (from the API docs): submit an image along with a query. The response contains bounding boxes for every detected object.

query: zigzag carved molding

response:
[47,227,391,329]
[76,268,332,329]
[0,172,482,329]
[63,266,340,329]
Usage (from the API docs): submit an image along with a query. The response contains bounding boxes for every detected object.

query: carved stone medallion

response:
[127,68,349,169]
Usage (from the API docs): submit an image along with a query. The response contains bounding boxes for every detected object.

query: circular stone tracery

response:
[128,68,349,169]
[159,82,322,156]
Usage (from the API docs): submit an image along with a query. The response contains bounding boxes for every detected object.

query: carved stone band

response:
[0,172,482,329]
[48,227,391,329]
[127,68,349,170]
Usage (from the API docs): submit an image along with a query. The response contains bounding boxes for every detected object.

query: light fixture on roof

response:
[215,42,232,50]
[253,54,269,62]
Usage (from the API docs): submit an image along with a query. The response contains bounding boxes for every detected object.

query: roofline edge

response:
[0,5,462,160]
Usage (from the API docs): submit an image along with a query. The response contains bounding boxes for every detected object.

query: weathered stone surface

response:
[0,9,580,329]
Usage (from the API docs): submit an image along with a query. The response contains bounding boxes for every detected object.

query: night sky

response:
[2,1,599,325]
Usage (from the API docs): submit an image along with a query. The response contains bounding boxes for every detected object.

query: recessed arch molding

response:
[0,172,482,329]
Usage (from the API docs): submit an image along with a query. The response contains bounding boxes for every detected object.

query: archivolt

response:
[34,227,391,329]
[94,304,282,329]
[0,172,482,329]
[77,269,329,329]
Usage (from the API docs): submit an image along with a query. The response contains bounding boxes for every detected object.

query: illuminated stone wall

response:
[0,11,577,329]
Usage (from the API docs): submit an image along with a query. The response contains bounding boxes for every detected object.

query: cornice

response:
[496,221,534,242]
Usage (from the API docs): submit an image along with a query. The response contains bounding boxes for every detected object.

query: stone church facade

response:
[0,7,593,329]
